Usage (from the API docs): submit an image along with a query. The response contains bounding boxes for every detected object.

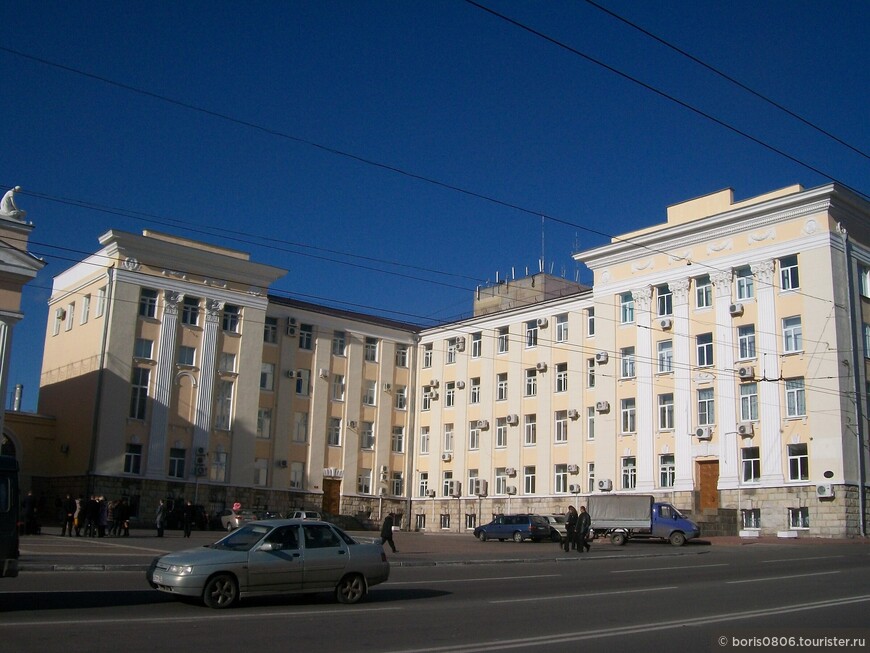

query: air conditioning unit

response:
[816,484,835,499]
[441,452,452,462]
[194,465,207,477]
[695,426,713,441]
[535,362,547,372]
[380,465,388,474]
[536,317,548,328]
[506,414,519,426]
[448,481,462,498]
[729,303,744,316]
[382,382,392,392]
[286,318,297,336]
[737,422,754,437]
[569,484,581,493]
[659,317,673,330]
[505,485,517,495]
[473,479,488,496]
[196,447,206,456]
[598,479,613,492]
[348,420,358,430]
[567,409,580,420]
[379,487,387,496]
[476,419,490,430]
[429,379,439,389]
[595,401,610,413]
[277,459,288,468]
[426,490,437,498]
[319,368,329,379]
[567,464,580,474]
[595,351,609,364]
[505,467,517,477]
[456,380,466,390]
[737,366,755,380]
[456,337,466,352]
[285,369,297,379]
[428,390,439,400]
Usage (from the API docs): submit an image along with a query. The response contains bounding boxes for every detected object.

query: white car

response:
[543,515,568,542]
[289,510,321,520]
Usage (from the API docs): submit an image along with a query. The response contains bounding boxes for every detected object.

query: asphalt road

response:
[2,531,868,653]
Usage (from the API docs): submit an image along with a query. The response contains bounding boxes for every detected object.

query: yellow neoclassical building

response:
[27,182,870,537]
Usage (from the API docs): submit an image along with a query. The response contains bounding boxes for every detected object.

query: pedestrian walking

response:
[380,512,398,553]
[182,500,194,538]
[73,496,83,536]
[61,494,76,536]
[576,505,591,553]
[564,505,578,552]
[156,499,166,537]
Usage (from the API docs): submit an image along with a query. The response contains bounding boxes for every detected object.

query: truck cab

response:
[649,502,700,546]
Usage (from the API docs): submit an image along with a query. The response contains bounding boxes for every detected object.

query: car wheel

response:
[611,532,626,546]
[669,531,686,547]
[202,573,239,609]
[550,530,562,543]
[225,522,233,532]
[335,573,366,605]
[479,532,488,542]
[512,531,524,543]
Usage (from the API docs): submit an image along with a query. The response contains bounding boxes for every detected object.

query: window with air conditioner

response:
[739,383,758,422]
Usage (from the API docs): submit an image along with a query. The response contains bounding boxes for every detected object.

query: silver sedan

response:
[146,519,390,608]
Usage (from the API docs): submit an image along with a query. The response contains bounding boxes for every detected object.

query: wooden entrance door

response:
[697,460,719,510]
[322,479,341,515]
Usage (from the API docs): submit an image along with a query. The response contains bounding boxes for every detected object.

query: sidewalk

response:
[17,527,868,573]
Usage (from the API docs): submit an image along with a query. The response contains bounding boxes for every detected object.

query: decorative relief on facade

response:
[750,260,775,285]
[710,270,733,297]
[631,286,652,312]
[669,278,690,304]
[203,278,228,289]
[707,239,733,254]
[205,298,224,322]
[163,290,183,316]
[694,371,715,385]
[803,218,818,235]
[123,257,140,271]
[668,251,693,265]
[162,269,189,280]
[246,286,265,297]
[600,269,611,284]
[748,229,776,243]
[323,467,344,479]
[631,259,653,273]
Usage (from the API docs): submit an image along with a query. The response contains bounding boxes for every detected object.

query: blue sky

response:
[1,1,868,412]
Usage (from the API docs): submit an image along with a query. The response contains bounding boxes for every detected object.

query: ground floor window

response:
[741,508,761,529]
[415,514,426,530]
[440,513,450,529]
[465,513,477,529]
[788,507,809,529]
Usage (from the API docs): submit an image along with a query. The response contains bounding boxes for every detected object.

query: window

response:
[554,410,568,443]
[697,388,715,426]
[525,320,538,347]
[182,296,200,326]
[391,427,405,453]
[788,507,809,529]
[785,378,806,417]
[219,352,236,373]
[263,316,278,343]
[587,358,596,388]
[496,373,508,401]
[214,380,233,429]
[421,391,431,412]
[257,408,272,439]
[742,447,760,482]
[418,472,429,497]
[470,377,481,404]
[134,338,153,359]
[468,423,480,450]
[656,285,673,316]
[788,443,809,481]
[779,254,799,291]
[423,343,433,367]
[419,426,430,455]
[290,462,304,489]
[395,344,408,367]
[260,363,275,390]
[657,340,673,373]
[52,307,63,336]
[697,333,714,367]
[363,380,377,406]
[124,444,142,474]
[395,385,407,410]
[695,275,712,309]
[129,368,149,420]
[523,466,536,494]
[139,288,158,318]
[331,374,345,401]
[299,324,313,350]
[95,286,107,318]
[364,337,379,362]
[168,448,186,478]
[497,326,509,354]
[659,454,675,488]
[177,345,196,367]
[742,508,761,529]
[443,423,454,452]
[587,308,595,336]
[619,292,634,324]
[293,412,308,443]
[65,302,75,331]
[361,422,375,449]
[495,418,507,448]
[621,456,637,489]
[222,304,240,333]
[471,332,482,358]
[555,464,568,493]
[442,471,454,497]
[80,294,90,325]
[524,414,537,445]
[739,383,758,422]
[332,331,346,356]
[555,314,568,342]
[391,472,404,496]
[445,382,456,407]
[440,514,451,529]
[524,369,537,396]
[658,393,674,430]
[587,407,595,440]
[865,324,870,355]
[735,266,754,300]
[555,363,568,392]
[861,265,870,299]
[210,451,227,482]
[295,369,311,396]
[253,459,268,486]
[587,462,595,493]
[620,347,636,378]
[358,469,372,494]
[494,468,507,494]
[467,469,478,499]
[737,325,756,360]
[783,316,802,353]
[448,337,463,364]
[620,398,636,434]
[328,418,342,446]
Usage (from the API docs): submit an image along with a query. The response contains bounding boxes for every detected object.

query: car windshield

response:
[530,516,549,527]
[551,516,566,524]
[211,524,271,551]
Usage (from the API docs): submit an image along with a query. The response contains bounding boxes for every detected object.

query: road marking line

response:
[726,570,840,584]
[389,574,560,585]
[490,585,678,603]
[762,555,845,563]
[610,563,728,573]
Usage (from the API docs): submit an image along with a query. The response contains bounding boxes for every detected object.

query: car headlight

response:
[166,564,194,576]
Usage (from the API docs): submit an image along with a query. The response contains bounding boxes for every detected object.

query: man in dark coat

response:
[61,494,76,536]
[576,505,592,553]
[564,506,578,552]
[380,512,397,553]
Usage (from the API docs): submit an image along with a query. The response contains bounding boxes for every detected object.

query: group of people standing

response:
[58,494,131,538]
[564,505,592,553]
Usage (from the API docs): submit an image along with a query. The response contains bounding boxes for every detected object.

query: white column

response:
[752,260,784,484]
[146,291,181,477]
[632,287,655,491]
[191,299,222,476]
[669,279,693,490]
[711,270,740,489]
[0,315,17,437]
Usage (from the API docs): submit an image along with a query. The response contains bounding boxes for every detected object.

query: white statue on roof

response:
[0,186,27,221]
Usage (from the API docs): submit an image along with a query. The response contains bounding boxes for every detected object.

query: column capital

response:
[710,270,733,298]
[750,259,775,286]
[669,278,690,305]
[631,286,652,313]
